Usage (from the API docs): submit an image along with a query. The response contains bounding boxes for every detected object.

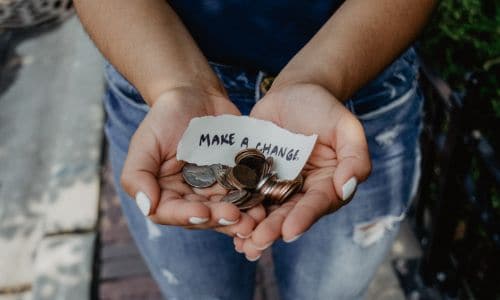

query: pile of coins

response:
[181,148,303,210]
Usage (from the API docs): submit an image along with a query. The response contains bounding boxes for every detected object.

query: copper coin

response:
[235,148,265,164]
[260,156,274,179]
[238,156,265,176]
[231,164,258,189]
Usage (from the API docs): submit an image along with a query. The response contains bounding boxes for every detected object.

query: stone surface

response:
[32,233,95,300]
[390,219,423,259]
[0,15,104,292]
[366,219,422,299]
[0,291,32,300]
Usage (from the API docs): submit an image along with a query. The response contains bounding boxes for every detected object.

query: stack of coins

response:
[181,148,304,210]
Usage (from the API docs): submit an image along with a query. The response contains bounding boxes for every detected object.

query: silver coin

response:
[182,163,216,188]
[222,189,249,204]
[256,172,277,192]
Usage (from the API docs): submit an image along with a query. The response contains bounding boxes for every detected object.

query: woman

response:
[75,1,435,299]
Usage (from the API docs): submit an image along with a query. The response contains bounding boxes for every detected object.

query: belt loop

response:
[256,73,275,102]
[346,99,355,114]
[255,71,265,102]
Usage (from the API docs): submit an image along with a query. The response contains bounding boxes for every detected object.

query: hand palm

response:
[236,83,371,258]
[122,88,265,235]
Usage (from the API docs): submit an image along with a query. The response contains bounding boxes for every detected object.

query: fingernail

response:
[284,233,304,243]
[254,241,273,250]
[234,246,244,254]
[135,191,151,216]
[342,177,358,201]
[218,218,238,226]
[189,217,209,225]
[236,232,251,239]
[246,255,261,262]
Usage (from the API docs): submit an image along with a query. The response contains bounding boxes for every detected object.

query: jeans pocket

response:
[355,83,418,120]
[104,63,148,111]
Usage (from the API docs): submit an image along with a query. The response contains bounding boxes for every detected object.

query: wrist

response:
[150,84,230,111]
[270,67,348,102]
[146,78,227,106]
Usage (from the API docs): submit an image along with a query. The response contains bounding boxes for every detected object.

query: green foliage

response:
[420,0,500,118]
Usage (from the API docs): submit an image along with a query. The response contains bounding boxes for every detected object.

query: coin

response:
[222,189,250,204]
[210,164,235,190]
[182,163,216,188]
[235,148,265,164]
[181,148,302,210]
[238,193,265,210]
[260,156,273,179]
[238,155,266,177]
[231,164,258,189]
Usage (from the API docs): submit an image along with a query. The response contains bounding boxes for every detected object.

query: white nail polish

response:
[189,217,209,225]
[246,255,261,262]
[218,218,238,226]
[284,233,304,243]
[255,241,273,250]
[234,247,244,254]
[135,191,151,216]
[342,177,358,201]
[236,233,251,239]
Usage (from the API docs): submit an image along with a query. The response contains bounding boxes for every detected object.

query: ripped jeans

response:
[103,47,423,300]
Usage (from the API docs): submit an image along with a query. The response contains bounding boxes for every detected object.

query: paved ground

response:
[0,16,103,300]
[0,16,421,300]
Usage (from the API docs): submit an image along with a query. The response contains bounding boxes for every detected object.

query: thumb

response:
[249,97,277,122]
[332,114,371,202]
[120,122,162,216]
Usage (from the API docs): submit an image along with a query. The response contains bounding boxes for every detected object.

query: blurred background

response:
[0,1,498,299]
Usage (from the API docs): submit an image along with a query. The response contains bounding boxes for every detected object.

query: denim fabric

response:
[103,47,423,300]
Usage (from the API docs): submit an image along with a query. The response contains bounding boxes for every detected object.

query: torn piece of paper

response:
[177,115,317,180]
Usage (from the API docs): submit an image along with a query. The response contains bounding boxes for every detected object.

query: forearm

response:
[271,0,436,101]
[74,0,223,105]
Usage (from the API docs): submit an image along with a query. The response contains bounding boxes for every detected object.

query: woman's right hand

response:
[120,87,266,237]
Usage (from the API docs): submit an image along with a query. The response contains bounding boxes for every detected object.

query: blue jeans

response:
[103,47,423,300]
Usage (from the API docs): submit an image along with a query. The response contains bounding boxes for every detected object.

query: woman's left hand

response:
[234,83,372,260]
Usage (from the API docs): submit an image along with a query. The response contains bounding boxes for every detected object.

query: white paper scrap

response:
[177,115,318,180]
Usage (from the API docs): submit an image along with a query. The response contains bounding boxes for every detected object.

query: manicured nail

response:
[255,242,273,250]
[135,191,151,216]
[284,233,304,243]
[189,217,209,225]
[236,232,251,239]
[218,218,238,226]
[246,255,261,262]
[234,246,244,254]
[342,177,358,201]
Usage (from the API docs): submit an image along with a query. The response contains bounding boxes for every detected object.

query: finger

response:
[333,113,371,201]
[233,236,245,253]
[121,122,164,216]
[158,173,195,196]
[151,190,211,226]
[184,193,208,202]
[244,204,267,223]
[203,201,241,227]
[214,213,256,238]
[242,244,263,262]
[247,201,296,249]
[193,183,228,198]
[281,186,336,241]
